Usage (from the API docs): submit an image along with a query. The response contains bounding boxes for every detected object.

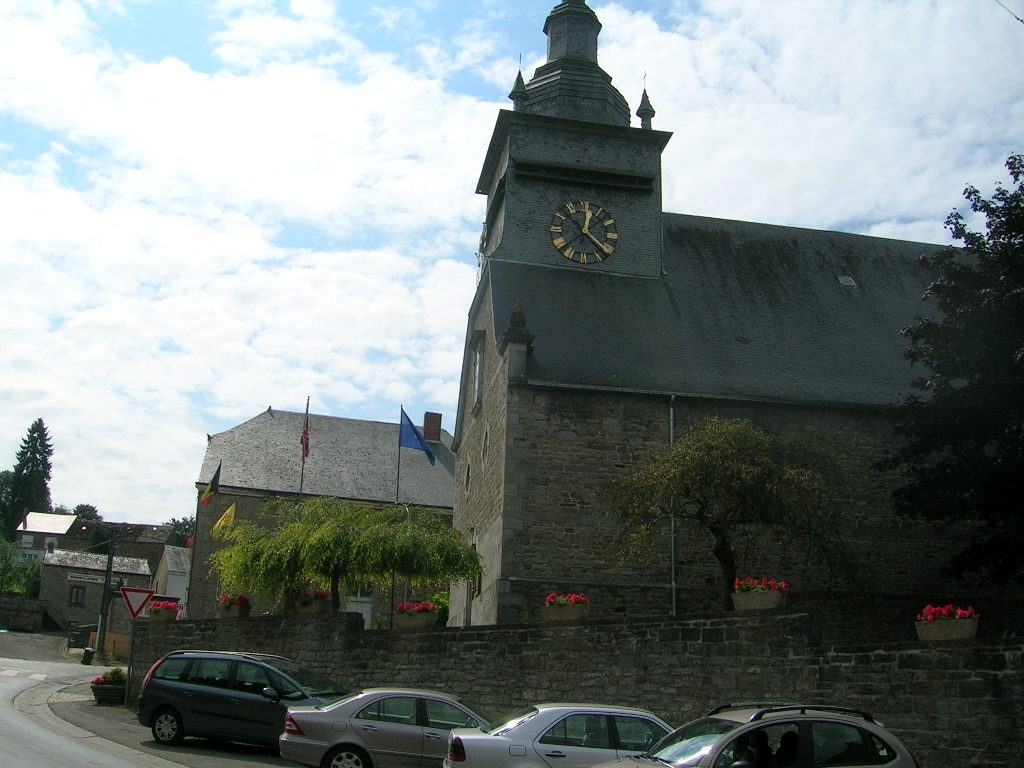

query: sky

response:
[1,0,1022,527]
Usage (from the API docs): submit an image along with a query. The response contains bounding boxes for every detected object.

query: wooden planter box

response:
[148,610,176,622]
[915,619,978,641]
[219,603,251,618]
[731,590,787,611]
[297,599,329,614]
[91,685,126,705]
[394,611,438,630]
[543,603,591,622]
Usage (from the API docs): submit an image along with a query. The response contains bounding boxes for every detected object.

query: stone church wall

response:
[127,612,1023,768]
[489,383,978,624]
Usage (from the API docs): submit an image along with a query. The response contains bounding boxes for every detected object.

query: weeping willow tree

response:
[209,497,481,611]
[607,417,852,609]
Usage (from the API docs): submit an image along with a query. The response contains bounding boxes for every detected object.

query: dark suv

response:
[136,650,345,746]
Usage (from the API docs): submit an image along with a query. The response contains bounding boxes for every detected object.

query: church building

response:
[448,0,966,626]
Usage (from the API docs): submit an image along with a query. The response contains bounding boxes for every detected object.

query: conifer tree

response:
[3,419,54,540]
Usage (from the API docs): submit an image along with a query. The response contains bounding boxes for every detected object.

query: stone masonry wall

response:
[486,385,980,624]
[128,611,1022,768]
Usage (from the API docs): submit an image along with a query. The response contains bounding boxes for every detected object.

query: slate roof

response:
[482,213,941,409]
[44,549,151,576]
[199,409,454,508]
[163,545,191,576]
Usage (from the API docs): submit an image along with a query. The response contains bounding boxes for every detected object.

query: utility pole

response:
[95,525,115,661]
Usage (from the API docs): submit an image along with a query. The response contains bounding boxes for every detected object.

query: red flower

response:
[395,600,437,614]
[546,592,590,606]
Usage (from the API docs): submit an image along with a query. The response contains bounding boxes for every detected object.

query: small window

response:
[424,698,481,730]
[153,657,190,682]
[357,696,418,725]
[69,586,85,606]
[811,722,878,766]
[21,535,33,548]
[471,333,485,407]
[539,714,597,748]
[188,658,233,688]
[614,715,670,752]
[236,662,274,695]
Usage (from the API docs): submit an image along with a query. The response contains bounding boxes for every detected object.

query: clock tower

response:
[476,0,672,278]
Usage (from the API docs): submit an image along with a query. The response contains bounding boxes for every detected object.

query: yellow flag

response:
[212,503,236,539]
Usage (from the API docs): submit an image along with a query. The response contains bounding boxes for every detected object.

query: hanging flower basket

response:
[915,604,979,641]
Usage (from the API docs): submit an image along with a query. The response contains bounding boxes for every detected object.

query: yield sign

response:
[121,587,155,619]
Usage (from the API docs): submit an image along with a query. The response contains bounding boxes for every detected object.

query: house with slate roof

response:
[447,0,972,627]
[188,408,454,621]
[40,549,150,634]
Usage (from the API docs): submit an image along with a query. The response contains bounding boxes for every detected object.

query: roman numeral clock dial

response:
[549,201,618,264]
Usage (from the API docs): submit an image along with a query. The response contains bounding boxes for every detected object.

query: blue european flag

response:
[399,407,436,466]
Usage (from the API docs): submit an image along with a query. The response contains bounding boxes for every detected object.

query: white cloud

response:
[0,0,1020,524]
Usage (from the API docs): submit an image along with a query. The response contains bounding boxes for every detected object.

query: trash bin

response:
[81,647,96,665]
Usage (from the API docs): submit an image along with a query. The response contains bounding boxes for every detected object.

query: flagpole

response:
[299,396,310,495]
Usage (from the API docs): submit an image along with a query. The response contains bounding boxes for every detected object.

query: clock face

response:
[549,201,618,264]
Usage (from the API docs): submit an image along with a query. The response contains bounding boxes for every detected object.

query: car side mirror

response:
[260,686,280,702]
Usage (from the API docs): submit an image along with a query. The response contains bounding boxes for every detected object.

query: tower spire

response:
[515,0,630,126]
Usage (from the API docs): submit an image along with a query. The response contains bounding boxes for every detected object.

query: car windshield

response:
[265,657,345,700]
[646,717,742,766]
[486,707,540,735]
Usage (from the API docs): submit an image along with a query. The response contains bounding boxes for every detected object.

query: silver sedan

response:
[443,703,672,768]
[280,687,490,768]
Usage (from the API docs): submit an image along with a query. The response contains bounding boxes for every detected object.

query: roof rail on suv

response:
[708,703,876,723]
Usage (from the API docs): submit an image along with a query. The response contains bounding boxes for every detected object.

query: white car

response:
[444,703,672,768]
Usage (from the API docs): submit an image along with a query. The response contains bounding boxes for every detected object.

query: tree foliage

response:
[163,515,194,546]
[0,539,41,596]
[607,417,849,607]
[2,419,54,541]
[209,498,481,610]
[887,154,1024,582]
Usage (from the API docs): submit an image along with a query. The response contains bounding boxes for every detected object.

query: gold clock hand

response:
[584,229,614,254]
[582,208,593,234]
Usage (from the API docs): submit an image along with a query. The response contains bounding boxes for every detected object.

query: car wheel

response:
[151,707,185,745]
[322,745,372,768]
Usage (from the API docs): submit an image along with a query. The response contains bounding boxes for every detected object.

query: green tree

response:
[210,498,481,611]
[2,419,54,540]
[886,154,1024,583]
[163,515,195,546]
[0,471,12,542]
[608,417,849,608]
[0,539,41,596]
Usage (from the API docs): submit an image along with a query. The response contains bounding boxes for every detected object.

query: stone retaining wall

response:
[128,611,1022,768]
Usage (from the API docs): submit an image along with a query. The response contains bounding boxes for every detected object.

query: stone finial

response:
[498,300,535,357]
[637,89,655,130]
[509,71,528,111]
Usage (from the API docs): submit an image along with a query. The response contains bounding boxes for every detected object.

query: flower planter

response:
[219,604,251,618]
[543,603,591,622]
[395,611,438,630]
[91,684,126,705]
[731,590,786,611]
[915,619,978,641]
[297,599,329,615]
[148,610,176,622]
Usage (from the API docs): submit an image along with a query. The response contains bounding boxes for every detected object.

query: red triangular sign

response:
[121,587,156,619]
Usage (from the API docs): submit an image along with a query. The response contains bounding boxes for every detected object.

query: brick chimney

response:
[423,412,442,442]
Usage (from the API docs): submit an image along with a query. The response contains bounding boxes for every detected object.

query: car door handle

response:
[424,731,444,740]
[360,725,380,732]
[543,751,568,758]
